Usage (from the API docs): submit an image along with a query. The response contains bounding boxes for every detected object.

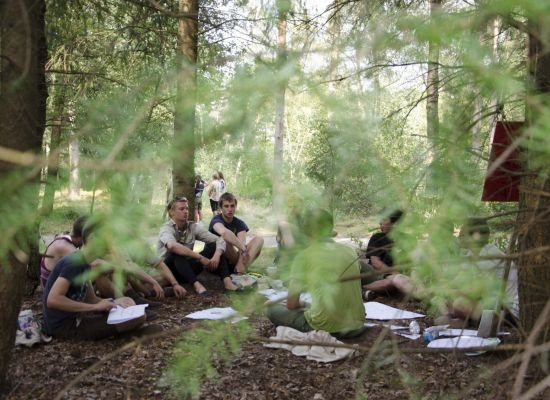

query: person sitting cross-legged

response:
[360,209,405,300]
[42,222,154,340]
[267,209,366,340]
[157,196,240,295]
[440,217,519,326]
[208,192,264,274]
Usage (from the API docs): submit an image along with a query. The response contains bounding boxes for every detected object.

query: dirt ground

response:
[4,275,547,400]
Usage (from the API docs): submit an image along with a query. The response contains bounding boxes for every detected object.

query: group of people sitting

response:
[265,208,519,338]
[40,193,518,342]
[40,192,264,340]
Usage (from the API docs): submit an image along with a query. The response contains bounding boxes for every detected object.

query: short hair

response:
[71,215,88,238]
[218,171,225,180]
[212,172,219,180]
[464,217,490,238]
[389,210,404,224]
[82,218,100,245]
[302,209,334,240]
[219,192,237,207]
[166,196,188,212]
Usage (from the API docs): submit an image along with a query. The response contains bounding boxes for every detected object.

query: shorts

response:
[53,313,118,340]
[209,199,218,212]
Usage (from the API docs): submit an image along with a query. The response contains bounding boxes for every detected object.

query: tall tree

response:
[172,0,199,209]
[517,17,550,340]
[0,0,47,391]
[426,0,441,151]
[41,72,67,214]
[272,0,289,213]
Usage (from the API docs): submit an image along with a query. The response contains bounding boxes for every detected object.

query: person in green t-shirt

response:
[267,209,366,339]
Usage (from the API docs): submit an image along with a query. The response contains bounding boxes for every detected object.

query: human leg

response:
[390,273,426,300]
[164,252,207,294]
[266,304,313,332]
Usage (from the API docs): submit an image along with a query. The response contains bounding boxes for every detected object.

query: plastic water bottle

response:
[422,326,444,343]
[409,321,420,335]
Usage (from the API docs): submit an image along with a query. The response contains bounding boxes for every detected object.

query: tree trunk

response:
[41,73,67,215]
[272,0,289,215]
[0,0,47,392]
[425,0,442,197]
[69,109,80,200]
[517,20,550,341]
[172,0,199,214]
[426,0,441,145]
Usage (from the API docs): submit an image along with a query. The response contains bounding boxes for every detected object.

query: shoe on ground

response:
[363,290,377,302]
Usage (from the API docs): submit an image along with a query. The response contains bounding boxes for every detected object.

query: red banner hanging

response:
[481,121,523,202]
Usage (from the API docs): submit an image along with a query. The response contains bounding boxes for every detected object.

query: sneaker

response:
[363,290,377,302]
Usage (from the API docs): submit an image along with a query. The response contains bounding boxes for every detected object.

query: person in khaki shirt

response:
[157,196,240,295]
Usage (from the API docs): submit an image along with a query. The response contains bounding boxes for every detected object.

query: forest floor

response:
[6,272,548,400]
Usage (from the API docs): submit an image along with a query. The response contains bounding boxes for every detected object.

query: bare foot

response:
[193,281,207,295]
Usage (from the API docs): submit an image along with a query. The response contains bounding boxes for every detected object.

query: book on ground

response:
[107,304,148,324]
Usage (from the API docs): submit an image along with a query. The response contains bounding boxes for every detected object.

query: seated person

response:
[267,209,366,339]
[157,196,240,294]
[360,209,404,299]
[41,216,174,305]
[443,217,519,324]
[42,221,151,340]
[40,215,87,287]
[208,192,264,274]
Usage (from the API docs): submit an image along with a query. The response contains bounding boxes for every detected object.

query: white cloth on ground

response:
[264,326,355,363]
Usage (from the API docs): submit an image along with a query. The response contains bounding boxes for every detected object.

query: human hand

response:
[151,282,165,300]
[95,298,117,312]
[173,283,187,299]
[207,256,220,270]
[240,249,250,265]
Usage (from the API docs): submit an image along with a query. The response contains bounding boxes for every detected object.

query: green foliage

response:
[165,321,251,399]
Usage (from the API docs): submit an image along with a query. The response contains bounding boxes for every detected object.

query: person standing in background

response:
[194,175,207,222]
[218,171,226,193]
[208,172,223,217]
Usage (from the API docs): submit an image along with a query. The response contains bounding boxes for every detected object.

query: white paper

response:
[107,304,148,325]
[427,336,500,349]
[185,307,245,321]
[439,328,478,337]
[364,301,425,320]
[258,289,288,303]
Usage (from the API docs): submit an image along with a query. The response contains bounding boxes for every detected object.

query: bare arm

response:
[166,240,210,266]
[155,260,187,298]
[47,278,115,313]
[370,256,394,274]
[212,222,246,252]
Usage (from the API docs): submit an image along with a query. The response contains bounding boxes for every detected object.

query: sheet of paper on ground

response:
[364,301,425,320]
[185,307,248,323]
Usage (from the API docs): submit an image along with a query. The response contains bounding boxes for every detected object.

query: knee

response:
[115,296,136,308]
